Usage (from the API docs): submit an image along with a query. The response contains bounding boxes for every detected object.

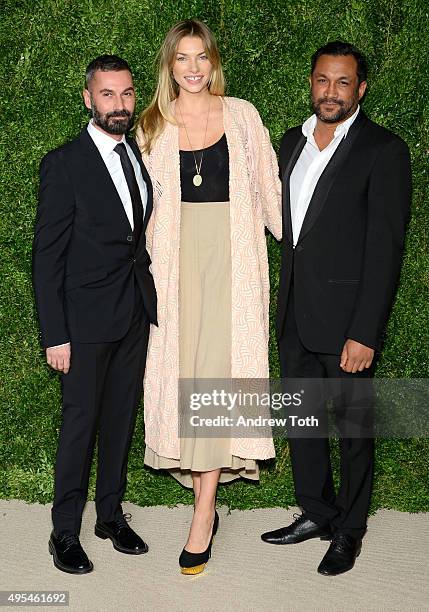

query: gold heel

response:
[179,545,211,575]
[180,563,207,575]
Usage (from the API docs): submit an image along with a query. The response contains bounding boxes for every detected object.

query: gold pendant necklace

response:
[178,97,211,187]
[193,173,203,187]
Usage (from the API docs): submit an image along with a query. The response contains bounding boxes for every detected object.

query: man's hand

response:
[340,339,374,373]
[46,343,71,374]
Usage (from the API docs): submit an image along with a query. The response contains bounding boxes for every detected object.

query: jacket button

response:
[296,245,303,252]
[127,235,133,242]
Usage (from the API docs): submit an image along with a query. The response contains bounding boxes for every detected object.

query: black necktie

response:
[114,142,143,245]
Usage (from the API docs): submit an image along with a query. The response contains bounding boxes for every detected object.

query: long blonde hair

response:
[138,19,225,153]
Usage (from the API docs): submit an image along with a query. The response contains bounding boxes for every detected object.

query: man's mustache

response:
[106,110,132,119]
[316,97,345,106]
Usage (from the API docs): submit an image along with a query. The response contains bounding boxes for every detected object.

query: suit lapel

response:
[282,134,306,245]
[78,128,154,256]
[126,136,153,232]
[297,111,367,244]
[78,127,132,231]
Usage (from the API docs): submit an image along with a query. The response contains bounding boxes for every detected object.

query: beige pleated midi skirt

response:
[144,201,259,487]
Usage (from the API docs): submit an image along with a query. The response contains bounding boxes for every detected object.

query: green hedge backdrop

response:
[1,0,428,512]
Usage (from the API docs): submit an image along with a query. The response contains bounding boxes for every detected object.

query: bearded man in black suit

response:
[33,55,157,574]
[261,42,411,576]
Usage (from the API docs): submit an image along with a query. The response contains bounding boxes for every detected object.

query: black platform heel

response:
[179,510,219,575]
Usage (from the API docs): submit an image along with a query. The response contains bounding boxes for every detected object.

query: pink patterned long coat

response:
[136,97,282,461]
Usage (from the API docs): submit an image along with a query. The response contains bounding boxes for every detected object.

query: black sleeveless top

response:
[180,134,229,202]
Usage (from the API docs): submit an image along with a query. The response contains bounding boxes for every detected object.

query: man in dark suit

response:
[261,42,411,575]
[33,55,157,574]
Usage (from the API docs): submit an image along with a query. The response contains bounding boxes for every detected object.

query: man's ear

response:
[82,89,91,111]
[358,80,367,101]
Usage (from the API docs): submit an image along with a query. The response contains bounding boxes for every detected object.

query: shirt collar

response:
[302,104,360,141]
[87,120,125,157]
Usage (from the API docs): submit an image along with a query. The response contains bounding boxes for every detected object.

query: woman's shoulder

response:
[223,96,260,115]
[135,122,174,160]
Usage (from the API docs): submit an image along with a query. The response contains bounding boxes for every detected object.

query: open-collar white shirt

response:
[289,105,360,247]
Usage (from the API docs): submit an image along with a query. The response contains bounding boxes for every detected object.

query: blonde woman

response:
[136,19,282,574]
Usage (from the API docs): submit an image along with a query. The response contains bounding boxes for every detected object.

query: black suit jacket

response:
[277,111,411,353]
[33,127,157,348]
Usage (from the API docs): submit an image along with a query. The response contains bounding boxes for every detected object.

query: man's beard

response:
[312,94,358,124]
[91,101,134,135]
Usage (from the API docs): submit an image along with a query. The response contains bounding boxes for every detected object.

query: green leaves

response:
[1,0,428,510]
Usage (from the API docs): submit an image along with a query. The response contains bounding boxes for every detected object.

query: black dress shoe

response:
[261,513,332,545]
[179,510,219,575]
[49,531,93,574]
[95,513,148,555]
[317,533,362,576]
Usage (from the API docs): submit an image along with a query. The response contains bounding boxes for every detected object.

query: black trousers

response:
[279,286,375,538]
[52,291,150,535]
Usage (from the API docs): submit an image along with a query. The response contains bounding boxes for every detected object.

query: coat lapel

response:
[78,127,155,255]
[221,97,244,207]
[297,111,367,244]
[282,133,306,245]
[78,127,132,232]
[127,136,153,232]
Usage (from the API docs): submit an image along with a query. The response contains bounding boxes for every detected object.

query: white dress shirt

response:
[87,120,147,226]
[49,123,147,350]
[289,105,360,247]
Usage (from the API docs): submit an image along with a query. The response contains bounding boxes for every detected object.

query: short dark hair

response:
[85,55,132,88]
[311,41,368,84]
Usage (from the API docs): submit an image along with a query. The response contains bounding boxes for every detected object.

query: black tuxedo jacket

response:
[33,127,157,348]
[277,111,411,353]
